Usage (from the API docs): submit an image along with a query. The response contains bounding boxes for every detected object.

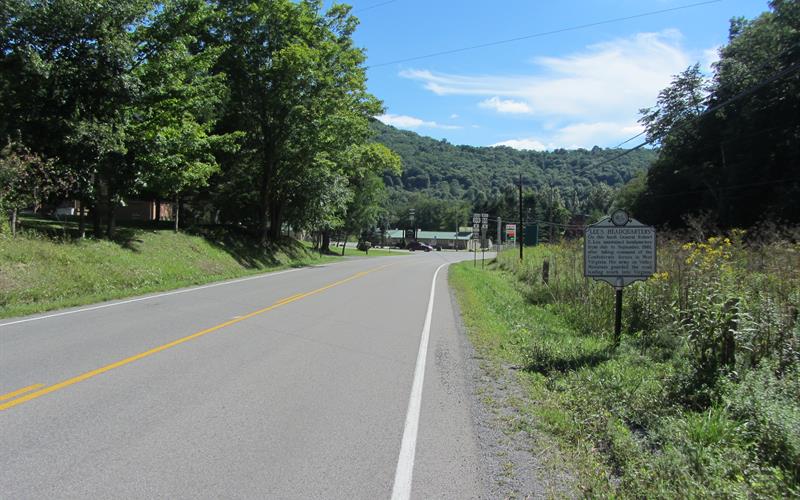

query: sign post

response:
[584,210,656,347]
[472,213,480,267]
[481,213,488,269]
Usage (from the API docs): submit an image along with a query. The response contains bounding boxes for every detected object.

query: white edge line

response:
[391,262,448,500]
[0,268,303,328]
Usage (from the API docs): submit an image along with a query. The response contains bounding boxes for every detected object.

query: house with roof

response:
[385,229,474,250]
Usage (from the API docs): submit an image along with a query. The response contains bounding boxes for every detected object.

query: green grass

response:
[449,258,799,498]
[0,223,399,319]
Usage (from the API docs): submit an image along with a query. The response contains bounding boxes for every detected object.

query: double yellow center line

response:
[0,264,390,412]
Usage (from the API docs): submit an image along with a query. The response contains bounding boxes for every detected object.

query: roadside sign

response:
[506,223,516,241]
[584,210,656,346]
[584,211,656,288]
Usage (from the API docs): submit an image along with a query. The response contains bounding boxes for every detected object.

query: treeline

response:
[628,0,799,228]
[0,0,400,247]
[372,120,655,231]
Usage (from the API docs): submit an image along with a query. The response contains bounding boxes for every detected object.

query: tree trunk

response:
[155,196,161,227]
[341,233,348,256]
[93,175,103,238]
[259,165,271,246]
[78,200,85,239]
[268,199,282,241]
[174,194,180,233]
[106,201,116,239]
[11,207,17,237]
[321,230,331,253]
[92,199,102,238]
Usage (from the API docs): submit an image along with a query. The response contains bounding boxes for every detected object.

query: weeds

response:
[454,227,800,496]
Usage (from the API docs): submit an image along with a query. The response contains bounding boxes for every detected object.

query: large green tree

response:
[1,0,154,237]
[213,0,381,244]
[131,0,237,231]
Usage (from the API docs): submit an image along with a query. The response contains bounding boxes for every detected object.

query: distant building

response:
[385,229,473,250]
[53,200,174,221]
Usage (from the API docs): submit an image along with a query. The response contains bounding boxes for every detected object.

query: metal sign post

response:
[584,210,656,347]
[481,213,488,269]
[472,213,480,267]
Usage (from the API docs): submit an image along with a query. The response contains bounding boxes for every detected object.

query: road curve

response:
[1,251,488,499]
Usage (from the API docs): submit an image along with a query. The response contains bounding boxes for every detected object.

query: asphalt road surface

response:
[1,251,491,499]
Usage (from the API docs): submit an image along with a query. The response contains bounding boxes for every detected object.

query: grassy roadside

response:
[450,248,799,498]
[450,262,611,496]
[0,226,398,319]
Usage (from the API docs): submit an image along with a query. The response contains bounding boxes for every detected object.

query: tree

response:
[633,2,800,227]
[1,0,154,237]
[338,143,401,254]
[0,140,74,236]
[214,0,381,244]
[131,0,238,231]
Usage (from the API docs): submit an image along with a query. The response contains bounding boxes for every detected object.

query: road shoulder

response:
[447,265,578,499]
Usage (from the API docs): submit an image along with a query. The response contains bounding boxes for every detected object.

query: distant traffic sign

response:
[506,223,516,241]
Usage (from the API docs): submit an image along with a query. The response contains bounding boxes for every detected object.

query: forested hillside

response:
[371,120,656,230]
[372,120,656,199]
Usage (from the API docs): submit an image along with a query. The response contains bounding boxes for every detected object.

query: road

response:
[1,251,490,499]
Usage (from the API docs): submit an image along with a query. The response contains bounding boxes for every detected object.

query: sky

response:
[335,0,770,150]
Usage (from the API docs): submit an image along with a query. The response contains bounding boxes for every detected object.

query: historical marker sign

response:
[584,210,656,288]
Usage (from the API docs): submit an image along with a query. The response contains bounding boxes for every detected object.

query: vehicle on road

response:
[407,241,433,252]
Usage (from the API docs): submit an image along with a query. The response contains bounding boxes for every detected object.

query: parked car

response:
[407,241,433,252]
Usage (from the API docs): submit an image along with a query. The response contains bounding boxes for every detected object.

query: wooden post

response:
[174,194,180,233]
[542,260,550,285]
[614,288,623,347]
[721,298,738,369]
[10,207,17,237]
[519,173,523,261]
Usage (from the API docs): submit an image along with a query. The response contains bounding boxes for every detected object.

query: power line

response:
[590,60,800,169]
[353,0,400,13]
[643,177,800,201]
[368,0,721,68]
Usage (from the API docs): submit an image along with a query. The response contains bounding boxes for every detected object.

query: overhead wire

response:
[367,0,722,68]
[589,59,800,170]
[353,0,400,13]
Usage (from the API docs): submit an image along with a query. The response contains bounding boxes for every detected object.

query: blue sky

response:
[337,0,769,150]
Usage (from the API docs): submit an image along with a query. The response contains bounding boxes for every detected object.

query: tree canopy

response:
[632,0,800,227]
[0,0,396,241]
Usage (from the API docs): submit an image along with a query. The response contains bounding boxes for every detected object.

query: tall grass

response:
[482,228,800,496]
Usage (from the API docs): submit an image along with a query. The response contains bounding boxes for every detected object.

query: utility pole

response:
[519,173,524,261]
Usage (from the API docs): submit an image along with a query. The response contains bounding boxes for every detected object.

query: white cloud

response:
[400,30,693,147]
[491,138,548,151]
[492,121,644,151]
[553,121,644,148]
[376,113,461,130]
[450,113,460,119]
[479,96,532,114]
[701,45,721,74]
